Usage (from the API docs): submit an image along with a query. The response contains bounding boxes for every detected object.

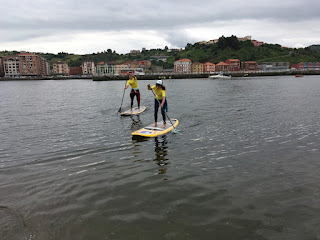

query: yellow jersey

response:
[127,77,138,89]
[151,85,165,100]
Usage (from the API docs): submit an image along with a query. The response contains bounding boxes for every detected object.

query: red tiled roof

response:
[216,62,229,66]
[175,58,191,62]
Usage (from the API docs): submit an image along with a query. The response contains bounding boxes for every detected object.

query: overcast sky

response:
[1,0,319,54]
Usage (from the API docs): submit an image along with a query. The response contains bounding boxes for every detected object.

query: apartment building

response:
[203,62,215,73]
[39,57,50,76]
[242,61,259,71]
[53,61,69,75]
[82,61,96,75]
[18,53,49,76]
[69,67,83,76]
[3,55,20,77]
[0,57,4,77]
[191,62,204,73]
[215,62,230,72]
[174,58,192,73]
[225,59,240,71]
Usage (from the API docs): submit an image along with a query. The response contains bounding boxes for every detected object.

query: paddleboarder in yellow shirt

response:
[147,80,167,128]
[125,72,140,111]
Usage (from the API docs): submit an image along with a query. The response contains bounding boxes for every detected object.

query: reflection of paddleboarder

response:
[125,72,140,111]
[147,80,167,128]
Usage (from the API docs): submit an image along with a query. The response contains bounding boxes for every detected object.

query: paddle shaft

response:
[150,88,177,132]
[118,80,127,112]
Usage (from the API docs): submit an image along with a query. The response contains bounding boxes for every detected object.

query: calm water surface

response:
[1,76,320,240]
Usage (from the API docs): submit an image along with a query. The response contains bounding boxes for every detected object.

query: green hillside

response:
[1,36,320,68]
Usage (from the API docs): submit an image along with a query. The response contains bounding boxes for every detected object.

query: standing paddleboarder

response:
[125,72,140,111]
[147,80,167,128]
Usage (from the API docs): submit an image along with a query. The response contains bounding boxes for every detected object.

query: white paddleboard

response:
[120,106,146,116]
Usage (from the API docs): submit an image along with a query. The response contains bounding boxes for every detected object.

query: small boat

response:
[295,75,303,77]
[209,73,231,79]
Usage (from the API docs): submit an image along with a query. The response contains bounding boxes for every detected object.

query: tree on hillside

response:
[217,35,240,50]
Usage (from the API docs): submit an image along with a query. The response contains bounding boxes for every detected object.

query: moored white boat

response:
[209,73,231,79]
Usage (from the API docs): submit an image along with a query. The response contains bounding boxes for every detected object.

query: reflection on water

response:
[129,115,142,130]
[154,136,168,175]
[132,134,169,177]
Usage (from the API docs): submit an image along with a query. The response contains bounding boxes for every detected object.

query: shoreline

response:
[1,71,319,81]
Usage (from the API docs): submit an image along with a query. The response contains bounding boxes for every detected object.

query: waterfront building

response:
[96,62,116,75]
[258,62,289,71]
[203,62,215,73]
[225,59,240,71]
[215,62,230,72]
[18,53,49,76]
[69,67,83,76]
[151,65,164,73]
[96,62,107,76]
[115,64,130,75]
[290,64,298,70]
[39,56,50,76]
[174,58,192,73]
[242,61,259,71]
[297,62,305,70]
[82,61,96,75]
[0,57,4,77]
[191,62,204,73]
[3,55,20,77]
[2,53,49,77]
[105,62,116,75]
[53,61,69,75]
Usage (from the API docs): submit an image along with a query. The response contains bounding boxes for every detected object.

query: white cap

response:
[156,80,163,85]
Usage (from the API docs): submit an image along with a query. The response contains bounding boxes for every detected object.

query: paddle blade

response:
[172,128,179,134]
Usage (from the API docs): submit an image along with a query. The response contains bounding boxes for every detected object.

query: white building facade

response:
[174,58,192,73]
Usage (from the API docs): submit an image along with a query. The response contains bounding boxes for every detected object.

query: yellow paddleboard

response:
[132,119,179,137]
[120,106,146,116]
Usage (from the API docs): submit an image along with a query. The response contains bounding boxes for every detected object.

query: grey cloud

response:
[1,0,319,52]
[2,0,320,33]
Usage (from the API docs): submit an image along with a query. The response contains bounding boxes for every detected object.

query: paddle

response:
[150,87,178,133]
[118,80,127,113]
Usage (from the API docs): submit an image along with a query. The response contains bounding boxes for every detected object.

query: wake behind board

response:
[132,119,179,137]
[120,106,146,116]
